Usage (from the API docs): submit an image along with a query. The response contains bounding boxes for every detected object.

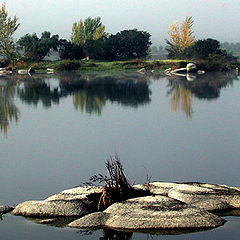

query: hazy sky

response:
[4,0,240,45]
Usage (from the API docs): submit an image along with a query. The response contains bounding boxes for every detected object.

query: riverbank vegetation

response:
[0,3,239,72]
[165,17,238,71]
[8,57,238,73]
[9,59,189,72]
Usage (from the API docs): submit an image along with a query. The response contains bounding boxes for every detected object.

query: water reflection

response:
[26,214,223,238]
[78,228,133,240]
[17,72,151,114]
[100,228,133,240]
[0,79,20,136]
[166,72,238,118]
[73,91,106,115]
[0,72,151,136]
[168,83,193,118]
[17,78,60,108]
[0,72,238,135]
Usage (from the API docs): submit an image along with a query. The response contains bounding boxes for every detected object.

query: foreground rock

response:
[135,182,240,212]
[12,186,102,217]
[168,183,240,211]
[12,182,240,231]
[0,205,14,214]
[68,195,225,230]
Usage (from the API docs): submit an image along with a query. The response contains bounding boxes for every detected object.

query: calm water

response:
[1,71,240,239]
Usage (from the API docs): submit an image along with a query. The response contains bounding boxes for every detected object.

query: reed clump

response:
[90,154,149,210]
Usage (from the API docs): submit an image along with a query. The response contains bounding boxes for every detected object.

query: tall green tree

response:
[166,16,195,59]
[106,29,151,60]
[84,37,108,60]
[189,38,228,59]
[84,29,151,60]
[17,31,59,61]
[58,39,85,60]
[0,3,20,59]
[70,16,107,45]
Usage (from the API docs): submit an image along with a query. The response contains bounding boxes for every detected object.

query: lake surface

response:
[1,71,240,239]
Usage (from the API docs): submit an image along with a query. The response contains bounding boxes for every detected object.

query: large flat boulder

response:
[134,182,180,195]
[12,200,90,217]
[68,195,225,230]
[11,181,240,230]
[45,186,102,201]
[12,186,102,217]
[135,182,240,212]
[167,183,240,211]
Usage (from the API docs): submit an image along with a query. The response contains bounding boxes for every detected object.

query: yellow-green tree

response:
[166,16,195,59]
[0,3,20,59]
[70,17,107,45]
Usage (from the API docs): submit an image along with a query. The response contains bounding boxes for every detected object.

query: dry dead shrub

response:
[90,154,148,210]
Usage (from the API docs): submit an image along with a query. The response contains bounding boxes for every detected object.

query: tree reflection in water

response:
[78,228,133,240]
[168,83,193,119]
[71,78,150,115]
[100,228,133,240]
[17,79,60,108]
[0,81,20,136]
[1,72,238,134]
[166,72,238,118]
[17,73,151,115]
[73,90,106,115]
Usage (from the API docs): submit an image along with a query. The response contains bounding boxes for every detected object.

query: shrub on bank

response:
[196,54,238,71]
[55,60,81,71]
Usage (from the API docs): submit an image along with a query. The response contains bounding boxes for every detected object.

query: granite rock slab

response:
[68,195,225,230]
[12,186,102,217]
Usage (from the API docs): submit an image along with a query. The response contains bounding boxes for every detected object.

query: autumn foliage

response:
[166,16,195,58]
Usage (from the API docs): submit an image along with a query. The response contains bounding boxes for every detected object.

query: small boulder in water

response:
[0,205,14,214]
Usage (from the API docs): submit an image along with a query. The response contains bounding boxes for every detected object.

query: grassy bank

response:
[9,58,239,72]
[9,59,187,72]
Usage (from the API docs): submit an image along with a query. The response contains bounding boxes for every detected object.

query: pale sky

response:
[3,0,240,46]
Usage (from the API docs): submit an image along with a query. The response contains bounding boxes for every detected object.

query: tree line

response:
[0,3,237,64]
[0,4,151,62]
